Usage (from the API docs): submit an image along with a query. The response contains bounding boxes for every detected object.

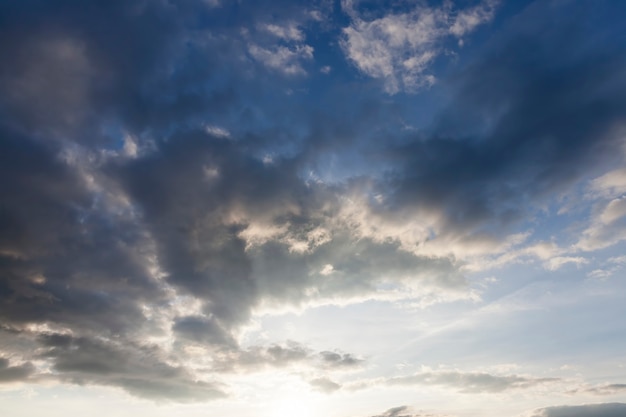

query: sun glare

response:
[268,392,316,417]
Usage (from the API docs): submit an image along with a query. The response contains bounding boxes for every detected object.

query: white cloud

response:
[544,256,588,271]
[587,256,626,279]
[570,164,626,251]
[588,269,614,279]
[576,196,626,251]
[449,0,499,36]
[590,167,626,198]
[260,23,304,42]
[609,255,626,264]
[205,124,231,138]
[340,0,498,93]
[249,44,314,76]
[599,196,626,224]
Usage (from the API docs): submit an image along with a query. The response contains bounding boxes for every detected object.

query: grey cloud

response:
[373,406,413,417]
[38,333,225,402]
[173,315,237,348]
[209,342,310,373]
[208,342,364,374]
[0,130,160,337]
[371,406,450,417]
[385,371,558,393]
[0,357,35,383]
[527,403,626,417]
[309,377,341,393]
[2,0,626,406]
[112,131,468,327]
[569,384,626,396]
[0,0,246,142]
[319,351,363,368]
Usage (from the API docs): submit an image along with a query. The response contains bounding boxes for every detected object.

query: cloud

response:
[365,0,626,266]
[208,342,363,373]
[248,44,314,76]
[525,403,626,417]
[172,315,237,348]
[385,371,559,393]
[544,256,588,271]
[371,405,453,417]
[37,333,226,402]
[318,351,364,368]
[568,384,626,396]
[341,0,498,93]
[309,377,341,393]
[260,22,305,41]
[0,357,35,383]
[0,129,160,337]
[1,0,626,407]
[373,406,413,417]
[576,196,626,251]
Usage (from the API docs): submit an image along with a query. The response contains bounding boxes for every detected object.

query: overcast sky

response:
[1,1,626,416]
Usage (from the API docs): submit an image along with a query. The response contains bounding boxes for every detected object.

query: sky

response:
[1,0,626,416]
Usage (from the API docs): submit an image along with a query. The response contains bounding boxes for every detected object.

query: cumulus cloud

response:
[1,0,626,407]
[260,22,305,41]
[341,0,498,93]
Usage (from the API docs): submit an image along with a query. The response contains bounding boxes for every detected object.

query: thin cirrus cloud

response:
[0,0,626,416]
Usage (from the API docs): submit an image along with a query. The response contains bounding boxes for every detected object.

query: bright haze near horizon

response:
[1,1,626,416]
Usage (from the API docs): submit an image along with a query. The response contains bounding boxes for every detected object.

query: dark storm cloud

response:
[208,342,310,372]
[528,403,626,417]
[38,333,225,401]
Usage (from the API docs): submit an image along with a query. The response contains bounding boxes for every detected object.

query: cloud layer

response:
[0,0,625,411]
